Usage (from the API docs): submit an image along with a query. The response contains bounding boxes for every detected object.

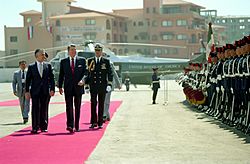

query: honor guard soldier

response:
[85,44,113,129]
[152,67,160,104]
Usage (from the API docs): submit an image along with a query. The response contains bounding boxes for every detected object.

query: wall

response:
[0,68,18,82]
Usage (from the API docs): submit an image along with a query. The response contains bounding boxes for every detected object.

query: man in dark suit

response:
[25,49,55,134]
[85,44,113,129]
[152,67,160,104]
[58,44,88,133]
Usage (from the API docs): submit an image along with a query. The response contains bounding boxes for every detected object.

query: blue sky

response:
[0,0,249,50]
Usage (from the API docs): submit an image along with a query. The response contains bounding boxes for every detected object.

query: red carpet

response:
[0,101,122,164]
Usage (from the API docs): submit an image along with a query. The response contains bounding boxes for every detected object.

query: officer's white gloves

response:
[106,86,112,92]
[78,80,85,86]
[221,86,225,92]
[85,87,90,94]
[216,87,220,93]
[230,88,234,94]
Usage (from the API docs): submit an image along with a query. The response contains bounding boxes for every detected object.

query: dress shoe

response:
[66,127,74,133]
[89,124,97,129]
[107,118,110,121]
[152,101,156,104]
[23,118,28,124]
[31,130,38,134]
[41,129,48,132]
[74,129,80,132]
[98,125,103,129]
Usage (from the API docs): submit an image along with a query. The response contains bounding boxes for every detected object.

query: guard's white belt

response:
[152,81,160,83]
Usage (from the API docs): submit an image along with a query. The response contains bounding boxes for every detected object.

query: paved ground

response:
[1,81,250,164]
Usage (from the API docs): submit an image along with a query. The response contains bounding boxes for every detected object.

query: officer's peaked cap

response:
[152,66,158,71]
[94,44,103,50]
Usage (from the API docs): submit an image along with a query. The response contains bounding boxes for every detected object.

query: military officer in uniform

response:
[152,67,160,104]
[85,44,113,129]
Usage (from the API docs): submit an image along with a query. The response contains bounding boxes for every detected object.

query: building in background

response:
[214,15,250,44]
[4,0,225,67]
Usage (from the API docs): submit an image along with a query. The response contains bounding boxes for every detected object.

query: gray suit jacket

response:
[12,70,27,97]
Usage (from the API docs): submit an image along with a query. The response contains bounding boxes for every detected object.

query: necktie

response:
[39,63,43,77]
[22,70,25,91]
[22,70,25,80]
[97,58,100,65]
[71,58,74,75]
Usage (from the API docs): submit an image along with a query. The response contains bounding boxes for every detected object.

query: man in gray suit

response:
[12,60,30,124]
[102,53,122,122]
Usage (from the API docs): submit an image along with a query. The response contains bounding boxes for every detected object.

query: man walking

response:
[85,44,113,129]
[58,44,88,133]
[12,60,30,124]
[25,49,55,134]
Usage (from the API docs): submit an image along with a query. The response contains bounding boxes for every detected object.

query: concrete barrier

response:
[0,68,18,82]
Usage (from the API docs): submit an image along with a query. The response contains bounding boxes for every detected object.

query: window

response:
[240,25,245,29]
[191,34,197,43]
[10,36,17,42]
[176,34,187,40]
[239,19,245,23]
[153,7,156,13]
[137,49,142,54]
[113,20,117,27]
[162,21,172,27]
[138,21,144,26]
[56,35,61,41]
[134,35,139,40]
[124,48,128,54]
[152,20,158,27]
[118,49,123,55]
[10,49,18,55]
[113,34,118,42]
[177,20,187,26]
[84,33,96,40]
[153,48,162,55]
[106,19,111,29]
[162,6,181,14]
[146,8,150,13]
[119,22,123,27]
[56,20,61,26]
[106,33,111,41]
[133,22,136,26]
[112,48,117,54]
[162,34,173,40]
[26,17,31,23]
[222,19,226,23]
[171,48,178,54]
[124,23,128,32]
[152,35,158,41]
[248,19,250,22]
[163,49,169,54]
[85,19,96,25]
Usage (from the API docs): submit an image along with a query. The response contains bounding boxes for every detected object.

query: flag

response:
[206,22,214,62]
[27,26,33,40]
[46,19,53,34]
[47,26,53,33]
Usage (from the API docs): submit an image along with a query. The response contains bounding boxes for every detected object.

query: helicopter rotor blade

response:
[109,42,186,49]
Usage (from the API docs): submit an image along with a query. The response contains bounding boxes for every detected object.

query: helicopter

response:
[49,41,189,85]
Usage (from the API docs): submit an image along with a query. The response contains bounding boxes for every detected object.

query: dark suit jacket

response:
[152,73,160,89]
[85,57,113,92]
[26,62,55,97]
[58,56,87,96]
